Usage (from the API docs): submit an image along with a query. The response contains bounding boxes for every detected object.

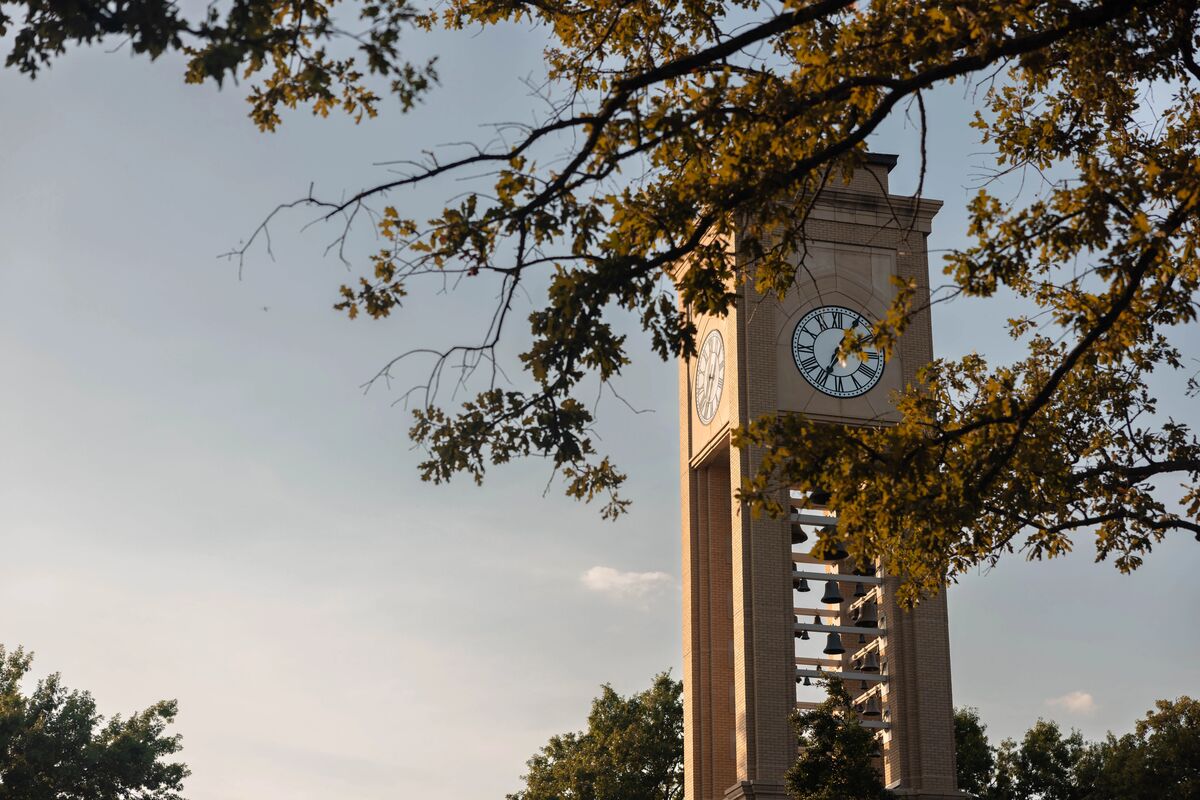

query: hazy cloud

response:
[581,566,673,602]
[1047,691,1097,715]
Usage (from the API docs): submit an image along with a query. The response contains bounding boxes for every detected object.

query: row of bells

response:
[796,671,884,718]
[797,650,881,673]
[796,621,882,659]
[791,527,875,569]
[793,572,872,604]
[791,526,879,578]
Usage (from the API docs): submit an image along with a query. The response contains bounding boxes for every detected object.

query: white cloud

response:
[581,566,674,602]
[1046,691,1097,715]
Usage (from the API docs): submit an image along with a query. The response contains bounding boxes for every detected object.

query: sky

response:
[1,15,1198,800]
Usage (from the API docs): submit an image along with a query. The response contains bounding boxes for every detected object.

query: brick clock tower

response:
[678,154,961,800]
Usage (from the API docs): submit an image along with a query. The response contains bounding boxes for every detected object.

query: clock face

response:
[791,305,885,398]
[694,330,725,424]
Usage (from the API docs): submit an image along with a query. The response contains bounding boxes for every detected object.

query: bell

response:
[857,603,878,628]
[793,576,810,593]
[861,680,869,692]
[812,614,822,626]
[803,675,812,686]
[816,527,849,561]
[791,524,809,545]
[861,652,880,673]
[858,634,866,644]
[799,630,809,641]
[863,696,882,718]
[808,488,831,506]
[823,632,845,655]
[854,582,867,598]
[852,562,877,577]
[820,580,843,605]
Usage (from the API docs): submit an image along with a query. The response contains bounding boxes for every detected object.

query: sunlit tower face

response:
[677,154,961,800]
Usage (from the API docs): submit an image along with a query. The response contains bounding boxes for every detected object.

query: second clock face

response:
[791,305,885,398]
[695,329,725,424]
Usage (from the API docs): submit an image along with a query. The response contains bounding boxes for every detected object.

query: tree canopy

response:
[950,696,1200,800]
[0,646,189,800]
[1075,696,1200,800]
[955,707,996,797]
[785,677,888,800]
[506,673,683,800]
[5,0,1199,598]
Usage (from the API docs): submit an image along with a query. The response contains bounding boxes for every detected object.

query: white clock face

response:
[694,329,725,424]
[791,305,885,398]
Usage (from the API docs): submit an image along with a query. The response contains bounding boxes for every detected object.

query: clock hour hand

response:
[820,349,839,383]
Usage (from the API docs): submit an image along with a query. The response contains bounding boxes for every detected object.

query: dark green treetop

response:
[0,645,189,800]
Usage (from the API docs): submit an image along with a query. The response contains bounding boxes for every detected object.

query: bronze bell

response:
[797,617,810,641]
[861,652,880,673]
[853,582,867,598]
[857,602,878,628]
[823,632,845,655]
[808,488,831,506]
[816,527,849,561]
[863,696,882,718]
[803,675,812,686]
[791,523,809,545]
[794,575,811,593]
[820,580,843,605]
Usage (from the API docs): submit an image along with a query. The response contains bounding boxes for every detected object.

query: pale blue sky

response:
[1,18,1197,800]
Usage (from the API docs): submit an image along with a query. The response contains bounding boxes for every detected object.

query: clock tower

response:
[678,154,961,800]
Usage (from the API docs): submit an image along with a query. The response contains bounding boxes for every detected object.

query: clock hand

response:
[820,350,838,382]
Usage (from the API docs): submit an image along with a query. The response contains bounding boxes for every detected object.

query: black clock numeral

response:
[816,315,831,331]
[795,343,814,355]
[830,311,844,329]
[834,375,845,393]
[800,356,820,375]
[855,361,875,378]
